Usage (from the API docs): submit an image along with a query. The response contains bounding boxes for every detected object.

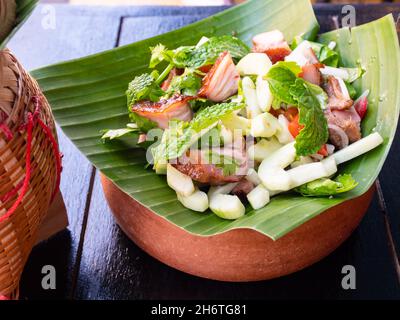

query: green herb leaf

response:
[166,69,202,96]
[345,81,357,99]
[290,79,329,156]
[101,126,139,141]
[265,61,302,108]
[171,35,250,69]
[152,102,244,166]
[149,44,171,68]
[295,174,358,196]
[266,62,328,156]
[126,71,165,107]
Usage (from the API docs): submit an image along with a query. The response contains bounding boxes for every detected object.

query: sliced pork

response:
[198,51,240,102]
[173,137,248,185]
[324,76,353,110]
[231,179,255,202]
[325,106,361,143]
[300,63,322,86]
[252,30,292,63]
[131,94,194,129]
[328,124,349,150]
[160,68,183,91]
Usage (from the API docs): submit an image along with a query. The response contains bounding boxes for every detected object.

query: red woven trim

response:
[0,96,62,224]
[37,118,62,202]
[0,295,10,300]
[0,114,33,224]
[0,123,13,140]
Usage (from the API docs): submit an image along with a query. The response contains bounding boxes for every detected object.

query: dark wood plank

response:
[6,5,123,299]
[75,5,400,300]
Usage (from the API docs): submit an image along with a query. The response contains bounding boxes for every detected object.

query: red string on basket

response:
[0,123,13,141]
[0,97,62,224]
[0,295,9,300]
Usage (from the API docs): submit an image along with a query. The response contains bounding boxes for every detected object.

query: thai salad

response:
[102,30,383,220]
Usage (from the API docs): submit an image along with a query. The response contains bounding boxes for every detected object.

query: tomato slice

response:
[317,144,328,157]
[288,114,303,138]
[288,113,328,157]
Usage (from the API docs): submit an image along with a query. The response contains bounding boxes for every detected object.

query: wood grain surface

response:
[6,3,400,299]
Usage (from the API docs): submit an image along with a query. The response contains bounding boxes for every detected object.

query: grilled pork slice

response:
[300,63,322,86]
[131,94,194,129]
[231,179,255,202]
[324,76,353,110]
[198,51,240,102]
[325,106,361,144]
[252,30,292,63]
[160,68,183,91]
[173,138,249,185]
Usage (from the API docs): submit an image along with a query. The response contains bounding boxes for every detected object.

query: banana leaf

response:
[0,0,38,49]
[31,0,400,240]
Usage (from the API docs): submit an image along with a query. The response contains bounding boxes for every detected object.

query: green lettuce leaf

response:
[295,174,358,196]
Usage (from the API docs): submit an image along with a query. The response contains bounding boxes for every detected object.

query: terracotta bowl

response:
[101,174,374,282]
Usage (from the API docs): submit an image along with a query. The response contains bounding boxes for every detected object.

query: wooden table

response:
[8,3,400,300]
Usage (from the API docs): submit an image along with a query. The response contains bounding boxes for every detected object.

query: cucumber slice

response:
[236,53,272,76]
[246,168,262,186]
[208,183,238,198]
[333,132,383,165]
[177,189,209,212]
[209,194,245,220]
[250,112,280,138]
[222,114,251,136]
[247,184,270,210]
[288,160,337,189]
[258,142,296,169]
[260,167,292,191]
[167,164,195,197]
[242,77,262,119]
[290,156,313,169]
[276,115,294,144]
[247,137,282,162]
[256,75,273,112]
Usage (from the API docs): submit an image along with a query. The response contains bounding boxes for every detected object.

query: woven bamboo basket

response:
[0,49,61,299]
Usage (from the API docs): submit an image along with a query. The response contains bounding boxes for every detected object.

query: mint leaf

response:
[126,71,164,107]
[171,35,250,69]
[166,69,202,96]
[295,174,358,196]
[265,62,302,108]
[152,102,244,166]
[289,79,328,156]
[266,62,328,156]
